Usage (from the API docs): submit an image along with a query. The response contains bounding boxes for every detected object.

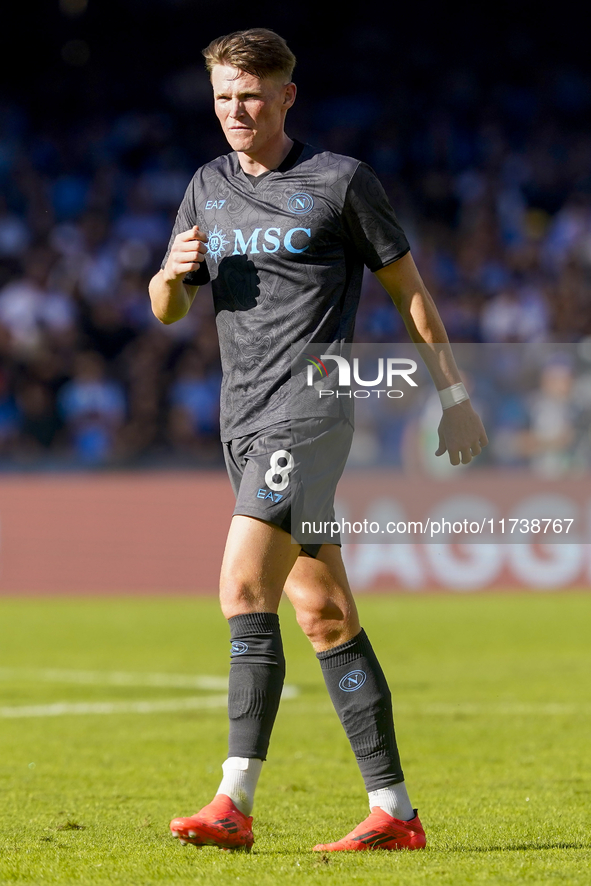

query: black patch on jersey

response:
[216,256,260,312]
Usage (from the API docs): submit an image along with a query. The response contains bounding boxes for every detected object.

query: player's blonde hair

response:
[202,28,296,82]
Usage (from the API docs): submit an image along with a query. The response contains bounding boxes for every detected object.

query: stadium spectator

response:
[58,351,125,463]
[169,349,220,435]
[0,246,76,356]
[16,381,63,456]
[0,368,20,456]
[521,357,581,476]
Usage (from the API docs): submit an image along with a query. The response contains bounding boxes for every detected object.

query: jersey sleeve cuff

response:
[367,245,411,273]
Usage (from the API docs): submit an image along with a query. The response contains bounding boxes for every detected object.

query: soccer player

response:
[149,28,487,853]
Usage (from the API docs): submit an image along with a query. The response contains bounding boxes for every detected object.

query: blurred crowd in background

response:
[346,344,591,477]
[1,3,590,469]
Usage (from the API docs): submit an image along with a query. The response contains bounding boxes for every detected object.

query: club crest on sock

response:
[339,669,367,691]
[231,641,249,656]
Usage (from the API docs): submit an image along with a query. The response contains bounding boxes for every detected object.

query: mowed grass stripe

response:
[0,668,230,690]
[0,670,299,717]
[0,695,229,718]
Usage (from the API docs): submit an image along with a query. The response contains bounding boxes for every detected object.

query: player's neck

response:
[237,133,294,178]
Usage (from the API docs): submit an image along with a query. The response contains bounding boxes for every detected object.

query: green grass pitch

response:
[0,593,590,885]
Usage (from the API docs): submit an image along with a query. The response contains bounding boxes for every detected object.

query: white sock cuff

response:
[222,757,263,774]
[218,757,263,816]
[368,782,414,821]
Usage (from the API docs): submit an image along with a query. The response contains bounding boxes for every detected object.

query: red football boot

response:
[170,794,254,851]
[313,807,426,851]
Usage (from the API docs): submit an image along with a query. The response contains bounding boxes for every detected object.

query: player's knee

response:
[219,577,261,619]
[295,600,349,647]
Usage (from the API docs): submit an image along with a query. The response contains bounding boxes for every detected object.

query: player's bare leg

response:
[170,515,300,850]
[283,544,361,650]
[283,545,425,851]
[219,514,301,618]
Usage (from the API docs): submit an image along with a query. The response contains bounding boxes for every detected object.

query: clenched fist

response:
[162,226,209,281]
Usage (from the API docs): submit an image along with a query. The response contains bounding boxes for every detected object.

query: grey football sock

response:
[227,612,285,760]
[317,629,404,791]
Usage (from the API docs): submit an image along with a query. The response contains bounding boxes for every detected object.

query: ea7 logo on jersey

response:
[256,488,283,503]
[205,200,226,209]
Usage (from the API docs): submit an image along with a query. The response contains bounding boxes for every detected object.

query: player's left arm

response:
[375,252,488,465]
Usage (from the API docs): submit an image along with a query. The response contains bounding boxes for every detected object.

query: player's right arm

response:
[149,226,208,324]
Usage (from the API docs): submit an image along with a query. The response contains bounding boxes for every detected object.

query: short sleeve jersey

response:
[161,141,410,442]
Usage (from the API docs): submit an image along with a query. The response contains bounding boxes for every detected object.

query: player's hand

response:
[163,226,208,281]
[435,399,488,466]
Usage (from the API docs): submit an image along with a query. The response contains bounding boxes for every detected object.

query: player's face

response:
[211,65,295,156]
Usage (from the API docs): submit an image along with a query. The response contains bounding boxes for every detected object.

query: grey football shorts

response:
[223,416,354,558]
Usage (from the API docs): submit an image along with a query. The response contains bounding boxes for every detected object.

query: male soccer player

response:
[149,28,487,852]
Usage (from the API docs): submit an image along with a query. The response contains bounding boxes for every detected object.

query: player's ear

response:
[283,82,296,108]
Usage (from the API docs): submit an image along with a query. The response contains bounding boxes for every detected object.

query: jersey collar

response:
[231,139,306,180]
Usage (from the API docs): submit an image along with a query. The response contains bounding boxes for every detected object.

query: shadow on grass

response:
[253,841,590,857]
[454,842,588,852]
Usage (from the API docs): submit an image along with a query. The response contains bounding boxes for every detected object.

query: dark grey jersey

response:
[161,141,409,441]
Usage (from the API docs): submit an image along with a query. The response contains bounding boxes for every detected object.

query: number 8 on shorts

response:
[265,450,294,492]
